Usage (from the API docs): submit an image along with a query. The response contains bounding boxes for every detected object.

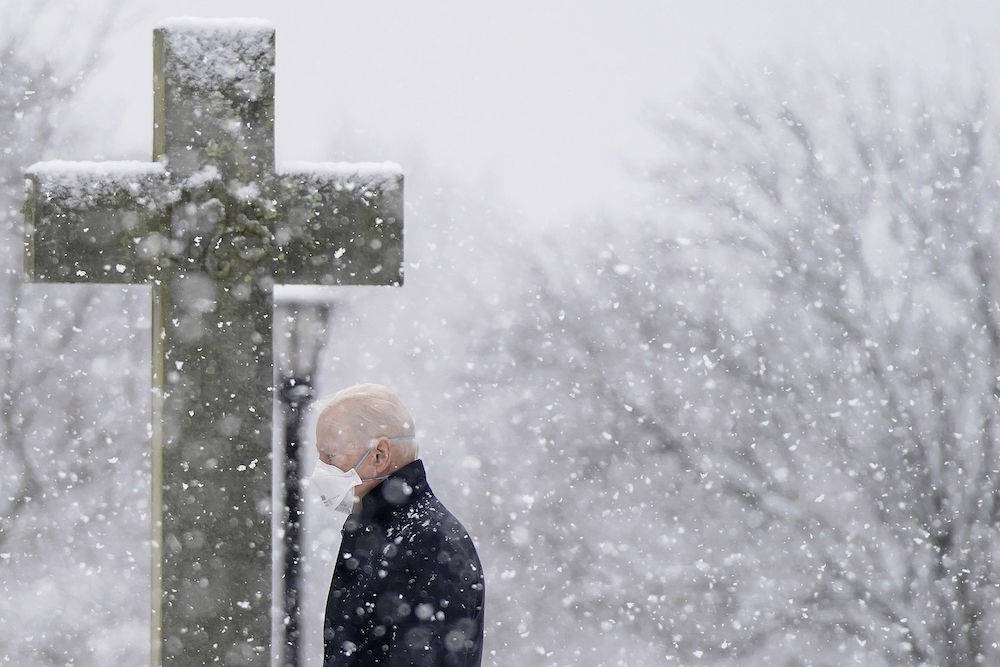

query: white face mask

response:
[309,459,362,515]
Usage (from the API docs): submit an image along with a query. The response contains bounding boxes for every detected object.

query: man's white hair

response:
[316,383,419,461]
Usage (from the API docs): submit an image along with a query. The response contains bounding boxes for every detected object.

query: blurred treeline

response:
[331,59,1000,667]
[0,2,152,665]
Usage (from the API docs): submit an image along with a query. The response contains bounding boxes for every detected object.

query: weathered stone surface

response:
[152,276,273,666]
[276,163,403,285]
[23,18,403,667]
[24,162,171,283]
[154,19,275,182]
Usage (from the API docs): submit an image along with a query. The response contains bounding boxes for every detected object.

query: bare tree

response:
[0,3,152,665]
[465,59,1000,666]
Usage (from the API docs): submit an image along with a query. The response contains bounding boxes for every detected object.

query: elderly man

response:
[312,383,485,666]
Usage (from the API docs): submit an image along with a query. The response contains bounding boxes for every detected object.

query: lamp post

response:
[274,287,335,667]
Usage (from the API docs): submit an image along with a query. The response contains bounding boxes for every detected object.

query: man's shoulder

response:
[387,487,478,554]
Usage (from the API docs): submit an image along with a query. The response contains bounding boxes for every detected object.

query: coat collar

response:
[359,459,429,525]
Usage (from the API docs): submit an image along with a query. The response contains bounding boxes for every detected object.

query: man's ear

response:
[374,436,392,471]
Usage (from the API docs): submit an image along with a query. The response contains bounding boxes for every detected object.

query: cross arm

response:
[274,162,403,286]
[24,161,172,283]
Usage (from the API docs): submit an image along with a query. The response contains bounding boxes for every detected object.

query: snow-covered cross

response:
[23,18,403,667]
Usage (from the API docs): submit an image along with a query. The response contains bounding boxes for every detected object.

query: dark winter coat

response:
[324,459,485,667]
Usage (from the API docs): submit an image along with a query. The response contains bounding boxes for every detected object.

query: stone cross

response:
[23,18,402,667]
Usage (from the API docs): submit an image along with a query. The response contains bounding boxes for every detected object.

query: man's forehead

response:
[316,395,395,441]
[319,421,349,437]
[321,400,352,420]
[316,402,355,441]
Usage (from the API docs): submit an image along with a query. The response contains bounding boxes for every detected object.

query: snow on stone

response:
[26,161,168,209]
[26,160,165,177]
[274,284,339,305]
[234,182,260,202]
[159,18,274,99]
[182,165,221,190]
[280,161,403,177]
[158,17,274,31]
[280,162,403,191]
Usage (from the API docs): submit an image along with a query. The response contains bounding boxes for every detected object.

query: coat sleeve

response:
[384,523,485,667]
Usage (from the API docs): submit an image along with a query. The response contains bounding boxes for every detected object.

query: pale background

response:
[6,1,1000,665]
[42,1,1000,231]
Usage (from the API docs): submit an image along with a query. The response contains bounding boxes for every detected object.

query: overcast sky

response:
[52,1,1000,229]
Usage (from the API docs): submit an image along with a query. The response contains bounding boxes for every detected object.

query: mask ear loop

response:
[351,446,373,472]
[354,436,413,482]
